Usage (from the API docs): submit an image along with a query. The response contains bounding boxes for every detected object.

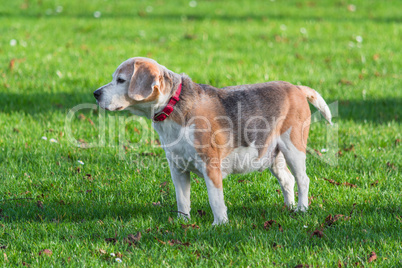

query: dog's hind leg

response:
[269,151,296,208]
[278,129,310,212]
[284,153,309,212]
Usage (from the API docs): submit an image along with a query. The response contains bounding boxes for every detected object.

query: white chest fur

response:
[153,120,205,177]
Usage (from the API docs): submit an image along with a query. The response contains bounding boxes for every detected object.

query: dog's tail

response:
[298,86,333,125]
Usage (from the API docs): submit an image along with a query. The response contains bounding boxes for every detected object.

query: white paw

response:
[177,212,191,221]
[212,217,229,226]
[295,205,308,212]
[285,202,296,210]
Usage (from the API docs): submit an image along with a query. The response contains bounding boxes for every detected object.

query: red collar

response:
[153,83,182,122]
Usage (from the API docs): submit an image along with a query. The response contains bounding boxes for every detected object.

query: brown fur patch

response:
[280,86,311,152]
[192,96,231,189]
[129,59,161,101]
[257,108,288,159]
[135,59,160,76]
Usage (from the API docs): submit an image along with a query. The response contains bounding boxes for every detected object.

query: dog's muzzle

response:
[93,89,102,100]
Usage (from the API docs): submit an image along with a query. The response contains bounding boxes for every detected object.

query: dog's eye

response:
[117,78,126,84]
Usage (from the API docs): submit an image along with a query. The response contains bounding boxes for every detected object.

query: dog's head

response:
[94,57,173,114]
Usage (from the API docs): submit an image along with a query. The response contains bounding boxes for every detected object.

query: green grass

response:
[0,0,401,266]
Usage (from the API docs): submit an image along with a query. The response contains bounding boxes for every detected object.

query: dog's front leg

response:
[169,162,191,220]
[204,167,228,225]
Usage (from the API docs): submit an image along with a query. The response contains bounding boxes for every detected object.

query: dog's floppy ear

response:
[128,60,160,101]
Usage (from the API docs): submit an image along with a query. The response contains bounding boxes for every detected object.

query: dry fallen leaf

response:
[156,237,166,245]
[343,144,355,152]
[115,252,123,258]
[349,203,357,217]
[276,189,281,195]
[263,220,283,232]
[193,250,201,259]
[37,200,44,209]
[197,210,206,217]
[124,232,141,246]
[372,54,380,61]
[9,59,15,71]
[324,178,357,188]
[168,216,174,223]
[105,237,117,244]
[324,178,340,186]
[386,162,397,170]
[368,251,377,263]
[167,239,180,246]
[181,223,200,229]
[84,174,93,181]
[342,182,357,188]
[168,239,190,247]
[311,229,324,238]
[105,232,118,244]
[272,242,282,249]
[294,264,310,268]
[153,139,161,145]
[325,214,344,227]
[39,249,53,256]
[339,79,353,85]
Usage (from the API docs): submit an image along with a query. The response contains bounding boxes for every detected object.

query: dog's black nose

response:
[93,89,102,100]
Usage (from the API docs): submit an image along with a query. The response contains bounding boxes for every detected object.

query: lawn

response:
[0,0,401,266]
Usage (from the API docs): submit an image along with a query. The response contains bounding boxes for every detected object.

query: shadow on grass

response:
[143,13,402,24]
[0,199,162,223]
[0,92,95,115]
[1,194,400,225]
[335,99,401,124]
[1,199,400,247]
[0,10,400,24]
[1,91,400,124]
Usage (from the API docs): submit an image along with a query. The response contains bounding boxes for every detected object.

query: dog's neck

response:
[151,73,202,125]
[151,71,183,120]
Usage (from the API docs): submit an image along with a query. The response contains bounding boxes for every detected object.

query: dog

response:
[94,57,332,225]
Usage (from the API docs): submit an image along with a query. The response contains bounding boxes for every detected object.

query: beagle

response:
[94,57,332,225]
